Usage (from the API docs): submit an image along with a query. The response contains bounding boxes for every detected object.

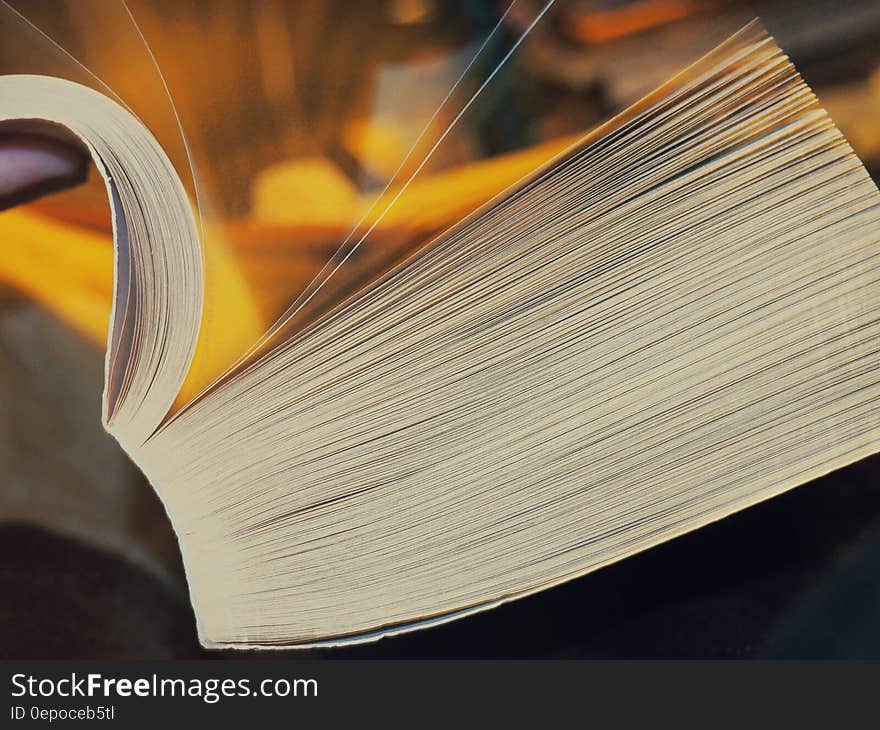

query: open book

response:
[2,21,879,648]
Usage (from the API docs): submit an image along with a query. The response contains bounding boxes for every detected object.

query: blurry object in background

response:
[819,67,880,170]
[0,294,181,584]
[512,0,880,171]
[254,157,359,229]
[388,0,436,26]
[253,129,582,231]
[0,209,111,345]
[563,0,725,45]
[0,131,88,209]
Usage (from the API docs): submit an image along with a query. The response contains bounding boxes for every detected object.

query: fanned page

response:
[2,22,880,648]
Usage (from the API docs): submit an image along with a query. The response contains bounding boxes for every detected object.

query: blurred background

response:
[0,0,879,658]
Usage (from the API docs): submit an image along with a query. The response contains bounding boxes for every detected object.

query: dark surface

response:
[1,453,878,659]
[0,523,202,659]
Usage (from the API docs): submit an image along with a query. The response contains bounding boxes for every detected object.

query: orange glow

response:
[565,0,715,44]
[0,208,113,345]
[255,130,585,233]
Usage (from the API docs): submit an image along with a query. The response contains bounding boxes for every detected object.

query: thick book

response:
[2,22,879,648]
